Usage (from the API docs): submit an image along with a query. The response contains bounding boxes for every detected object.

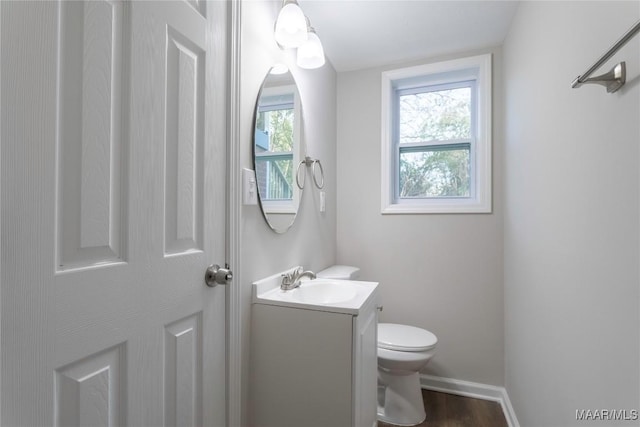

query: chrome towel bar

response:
[572,20,640,93]
[295,156,324,190]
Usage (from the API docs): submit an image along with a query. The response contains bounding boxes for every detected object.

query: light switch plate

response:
[243,168,258,205]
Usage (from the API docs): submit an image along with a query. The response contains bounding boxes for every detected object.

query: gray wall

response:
[335,49,505,386]
[240,1,337,424]
[503,2,640,425]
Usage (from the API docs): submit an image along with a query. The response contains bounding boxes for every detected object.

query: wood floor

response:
[378,389,508,427]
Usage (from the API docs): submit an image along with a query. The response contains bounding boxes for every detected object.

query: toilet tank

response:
[316,265,360,280]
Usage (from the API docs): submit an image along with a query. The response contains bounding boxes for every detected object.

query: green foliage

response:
[268,109,294,152]
[398,87,471,198]
[400,149,470,197]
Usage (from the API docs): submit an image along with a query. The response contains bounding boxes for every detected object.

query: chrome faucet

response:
[281,267,316,290]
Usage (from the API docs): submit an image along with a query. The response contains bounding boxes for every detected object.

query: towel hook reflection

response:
[296,156,325,190]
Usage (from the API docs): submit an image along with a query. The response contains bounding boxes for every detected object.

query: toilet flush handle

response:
[377,305,383,312]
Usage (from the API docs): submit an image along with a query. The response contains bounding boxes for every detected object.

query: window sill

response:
[381,199,492,214]
[261,202,296,215]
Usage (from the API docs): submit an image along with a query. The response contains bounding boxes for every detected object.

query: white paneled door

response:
[1,1,228,426]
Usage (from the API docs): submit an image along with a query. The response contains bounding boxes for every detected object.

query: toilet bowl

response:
[377,323,437,426]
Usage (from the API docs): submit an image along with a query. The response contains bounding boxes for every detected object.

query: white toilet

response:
[316,265,438,426]
[377,323,437,426]
[316,264,361,280]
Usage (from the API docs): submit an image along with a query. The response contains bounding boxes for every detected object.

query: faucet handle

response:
[281,270,297,286]
[281,267,304,288]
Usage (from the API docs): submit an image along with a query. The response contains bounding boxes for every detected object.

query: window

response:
[254,85,300,213]
[381,54,492,213]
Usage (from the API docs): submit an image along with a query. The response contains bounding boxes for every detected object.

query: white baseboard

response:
[420,374,520,427]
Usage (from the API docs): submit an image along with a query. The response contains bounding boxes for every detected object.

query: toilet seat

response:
[378,323,437,352]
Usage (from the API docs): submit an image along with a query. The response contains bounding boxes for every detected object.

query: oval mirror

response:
[253,68,303,233]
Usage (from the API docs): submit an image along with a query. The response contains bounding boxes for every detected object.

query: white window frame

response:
[381,54,492,214]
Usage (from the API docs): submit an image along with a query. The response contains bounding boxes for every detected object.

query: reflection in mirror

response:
[253,68,303,233]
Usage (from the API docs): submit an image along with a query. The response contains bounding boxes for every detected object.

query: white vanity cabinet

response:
[250,279,378,427]
[352,296,379,427]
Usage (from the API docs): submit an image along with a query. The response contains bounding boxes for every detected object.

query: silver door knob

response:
[205,264,233,287]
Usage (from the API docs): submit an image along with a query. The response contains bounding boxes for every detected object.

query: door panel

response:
[165,313,203,427]
[56,344,127,427]
[164,25,205,255]
[57,0,127,271]
[1,1,227,426]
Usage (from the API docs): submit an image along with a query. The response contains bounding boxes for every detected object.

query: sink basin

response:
[252,268,378,315]
[289,279,357,304]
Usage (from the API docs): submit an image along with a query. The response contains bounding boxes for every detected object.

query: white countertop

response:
[252,267,378,315]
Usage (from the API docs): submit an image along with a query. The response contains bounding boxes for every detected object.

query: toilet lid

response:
[378,323,437,352]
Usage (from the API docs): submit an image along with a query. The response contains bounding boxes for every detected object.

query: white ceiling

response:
[299,0,520,72]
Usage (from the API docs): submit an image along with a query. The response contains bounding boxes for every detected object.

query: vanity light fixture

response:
[274,1,326,70]
[274,0,308,48]
[296,25,325,69]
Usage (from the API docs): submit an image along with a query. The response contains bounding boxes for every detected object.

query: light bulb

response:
[274,1,308,48]
[296,28,325,69]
